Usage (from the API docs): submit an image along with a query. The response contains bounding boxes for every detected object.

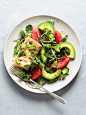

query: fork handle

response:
[30,79,67,104]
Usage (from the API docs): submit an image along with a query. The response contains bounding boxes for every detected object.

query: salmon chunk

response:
[13,37,42,70]
[22,36,42,52]
[13,56,31,71]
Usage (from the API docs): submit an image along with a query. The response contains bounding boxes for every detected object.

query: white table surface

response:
[0,0,86,115]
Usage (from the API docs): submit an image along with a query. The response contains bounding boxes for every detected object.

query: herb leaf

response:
[26,25,32,34]
[30,60,38,65]
[14,47,19,56]
[24,64,31,67]
[62,37,67,42]
[49,35,55,41]
[39,64,43,69]
[45,67,55,73]
[28,55,34,60]
[20,30,26,38]
[27,74,32,79]
[15,55,19,64]
[44,34,49,40]
[18,50,24,56]
[18,71,27,77]
[62,35,68,42]
[38,37,45,41]
[64,52,67,56]
[29,41,33,44]
[51,60,57,68]
[59,57,65,60]
[29,45,36,50]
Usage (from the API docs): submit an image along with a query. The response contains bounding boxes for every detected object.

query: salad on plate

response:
[12,20,75,87]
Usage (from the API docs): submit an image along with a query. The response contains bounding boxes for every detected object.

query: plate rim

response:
[4,14,82,93]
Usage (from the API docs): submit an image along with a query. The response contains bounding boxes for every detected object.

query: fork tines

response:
[9,66,29,82]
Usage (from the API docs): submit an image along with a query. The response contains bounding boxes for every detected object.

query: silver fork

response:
[9,66,67,104]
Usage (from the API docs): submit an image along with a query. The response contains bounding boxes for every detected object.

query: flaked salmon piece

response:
[13,37,42,70]
[22,36,42,52]
[22,36,42,59]
[13,56,31,71]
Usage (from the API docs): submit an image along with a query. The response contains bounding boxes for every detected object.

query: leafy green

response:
[24,44,37,51]
[49,35,55,41]
[30,60,38,72]
[49,58,54,63]
[24,64,31,67]
[43,41,57,46]
[66,65,69,70]
[64,48,70,54]
[20,30,26,38]
[58,74,66,80]
[30,60,38,65]
[13,38,25,56]
[39,64,43,69]
[26,34,32,38]
[45,67,55,73]
[48,78,58,84]
[29,41,33,44]
[18,69,32,80]
[43,44,51,48]
[26,25,32,34]
[51,49,57,58]
[15,55,19,65]
[64,52,67,56]
[24,44,29,49]
[65,35,68,38]
[62,37,67,42]
[44,34,49,40]
[14,44,18,49]
[28,55,34,60]
[59,57,65,60]
[62,35,68,42]
[36,57,44,69]
[37,54,41,60]
[24,50,27,56]
[14,47,20,56]
[44,53,51,58]
[38,37,45,41]
[51,60,57,68]
[29,45,36,50]
[27,74,32,79]
[30,50,36,53]
[18,50,24,56]
[18,71,27,77]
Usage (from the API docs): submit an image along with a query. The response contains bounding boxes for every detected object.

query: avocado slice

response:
[42,67,61,80]
[38,22,55,40]
[55,42,75,59]
[62,68,69,75]
[41,47,47,63]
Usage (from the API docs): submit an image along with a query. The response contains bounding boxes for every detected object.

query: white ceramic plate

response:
[4,15,82,93]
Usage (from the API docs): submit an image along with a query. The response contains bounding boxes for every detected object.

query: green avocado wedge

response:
[55,42,76,59]
[42,67,61,80]
[41,47,47,63]
[37,22,55,40]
